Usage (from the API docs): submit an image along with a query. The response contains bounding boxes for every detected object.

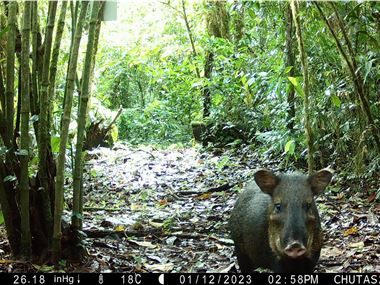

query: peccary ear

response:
[309,169,333,195]
[254,169,279,195]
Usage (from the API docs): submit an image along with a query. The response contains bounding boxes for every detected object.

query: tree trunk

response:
[53,1,89,262]
[6,2,17,145]
[181,0,201,78]
[37,2,58,252]
[290,0,314,174]
[232,0,245,44]
[202,51,214,118]
[285,3,296,132]
[31,1,39,134]
[202,0,230,119]
[48,1,68,129]
[20,1,32,260]
[72,0,103,233]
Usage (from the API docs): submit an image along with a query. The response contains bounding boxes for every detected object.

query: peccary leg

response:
[235,245,253,273]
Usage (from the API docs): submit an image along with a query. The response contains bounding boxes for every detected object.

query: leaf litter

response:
[0,143,379,272]
[76,143,380,273]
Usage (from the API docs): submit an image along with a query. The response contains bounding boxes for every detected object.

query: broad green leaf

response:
[51,136,61,154]
[288,77,305,98]
[241,75,248,90]
[331,95,341,108]
[90,169,98,178]
[284,66,293,74]
[0,211,4,225]
[111,126,118,142]
[285,140,296,156]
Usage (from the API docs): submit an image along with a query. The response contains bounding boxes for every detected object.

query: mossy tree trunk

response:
[53,1,89,262]
[203,0,230,119]
[71,2,104,260]
[5,2,17,145]
[48,1,68,128]
[38,1,58,251]
[285,3,296,132]
[19,0,32,260]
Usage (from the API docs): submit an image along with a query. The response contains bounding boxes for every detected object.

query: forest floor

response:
[0,143,379,273]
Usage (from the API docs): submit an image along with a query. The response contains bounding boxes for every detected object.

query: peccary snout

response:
[284,241,306,258]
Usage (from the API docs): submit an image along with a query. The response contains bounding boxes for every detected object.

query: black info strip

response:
[2,273,380,285]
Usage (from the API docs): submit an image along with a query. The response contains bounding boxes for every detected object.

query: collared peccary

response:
[229,169,333,273]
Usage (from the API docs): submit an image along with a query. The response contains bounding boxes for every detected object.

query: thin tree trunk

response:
[232,0,244,44]
[78,5,104,230]
[137,80,145,108]
[31,1,39,131]
[285,3,295,131]
[181,0,201,78]
[20,1,32,260]
[48,1,68,129]
[0,65,5,116]
[14,68,21,148]
[202,52,214,118]
[290,0,314,174]
[37,1,58,251]
[72,1,103,231]
[53,1,89,262]
[6,2,17,145]
[61,1,79,113]
[37,0,56,203]
[202,0,229,119]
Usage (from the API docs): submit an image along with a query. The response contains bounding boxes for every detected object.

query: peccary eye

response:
[274,203,282,212]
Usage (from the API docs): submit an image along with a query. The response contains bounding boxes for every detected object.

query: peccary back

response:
[229,169,333,273]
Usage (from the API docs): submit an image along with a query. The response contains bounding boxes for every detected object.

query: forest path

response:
[74,143,379,273]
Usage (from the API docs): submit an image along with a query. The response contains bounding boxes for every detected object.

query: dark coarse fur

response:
[229,170,332,273]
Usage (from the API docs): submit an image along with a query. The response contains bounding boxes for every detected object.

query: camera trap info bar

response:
[5,273,380,285]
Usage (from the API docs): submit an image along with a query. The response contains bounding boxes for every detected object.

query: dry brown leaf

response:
[367,192,376,203]
[197,193,212,200]
[158,199,168,206]
[336,193,345,200]
[343,226,358,236]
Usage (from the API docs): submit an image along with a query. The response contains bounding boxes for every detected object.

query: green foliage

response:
[119,104,191,145]
[93,1,380,177]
